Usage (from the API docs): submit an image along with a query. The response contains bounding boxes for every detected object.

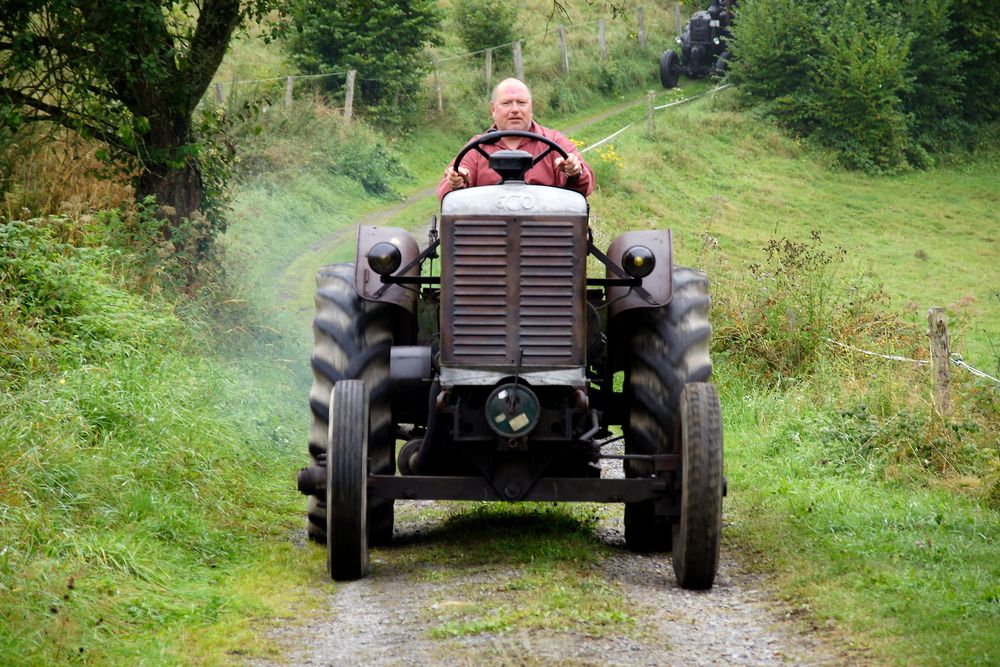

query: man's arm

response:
[436,139,488,201]
[549,130,595,197]
[436,165,470,201]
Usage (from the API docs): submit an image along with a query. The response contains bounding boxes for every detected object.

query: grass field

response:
[2,3,998,663]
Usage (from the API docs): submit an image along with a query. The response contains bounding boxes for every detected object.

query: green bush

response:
[230,101,410,199]
[0,219,175,348]
[452,0,518,58]
[726,0,818,103]
[949,0,1000,124]
[710,231,900,379]
[809,19,912,172]
[281,0,442,127]
[728,0,989,171]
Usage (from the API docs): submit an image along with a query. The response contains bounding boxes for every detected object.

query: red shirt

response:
[436,121,595,200]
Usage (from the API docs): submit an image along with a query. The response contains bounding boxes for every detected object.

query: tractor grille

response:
[443,217,585,368]
[689,13,712,42]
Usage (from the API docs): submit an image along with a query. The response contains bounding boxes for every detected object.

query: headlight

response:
[367,242,402,275]
[622,245,655,279]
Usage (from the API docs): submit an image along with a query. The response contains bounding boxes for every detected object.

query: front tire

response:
[307,263,395,546]
[660,49,680,89]
[327,380,369,581]
[623,267,712,553]
[672,383,723,590]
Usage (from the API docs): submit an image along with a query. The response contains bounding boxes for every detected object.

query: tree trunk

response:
[136,158,204,230]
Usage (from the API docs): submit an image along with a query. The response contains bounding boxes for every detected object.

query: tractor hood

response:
[442,182,588,218]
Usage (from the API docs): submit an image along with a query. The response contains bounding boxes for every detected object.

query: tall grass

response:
[0,216,306,663]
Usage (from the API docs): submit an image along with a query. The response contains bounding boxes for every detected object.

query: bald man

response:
[437,78,595,200]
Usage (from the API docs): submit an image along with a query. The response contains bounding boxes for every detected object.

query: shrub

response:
[281,0,442,127]
[710,231,899,379]
[809,19,912,172]
[231,100,410,199]
[452,0,518,58]
[728,0,988,171]
[0,218,178,380]
[949,0,1000,124]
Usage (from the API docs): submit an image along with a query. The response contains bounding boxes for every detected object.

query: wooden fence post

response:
[598,19,608,62]
[928,307,952,416]
[344,69,356,121]
[214,82,224,105]
[675,2,683,36]
[637,6,646,48]
[646,90,654,132]
[513,40,524,81]
[558,26,570,73]
[432,51,444,113]
[284,76,293,114]
[485,48,493,96]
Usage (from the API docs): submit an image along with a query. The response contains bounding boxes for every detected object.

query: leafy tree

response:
[0,1,270,241]
[282,0,442,126]
[897,0,968,151]
[949,0,1000,124]
[453,0,518,57]
[728,0,992,172]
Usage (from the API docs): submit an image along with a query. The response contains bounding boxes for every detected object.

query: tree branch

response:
[181,0,242,109]
[1,86,129,154]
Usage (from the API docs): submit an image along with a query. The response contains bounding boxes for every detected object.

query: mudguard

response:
[354,226,420,316]
[606,229,673,318]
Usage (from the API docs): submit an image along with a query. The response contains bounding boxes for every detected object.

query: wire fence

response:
[207,4,687,118]
[824,308,999,422]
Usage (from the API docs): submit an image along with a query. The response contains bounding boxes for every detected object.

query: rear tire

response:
[660,49,680,88]
[623,267,712,553]
[672,383,723,590]
[307,263,395,546]
[327,380,369,581]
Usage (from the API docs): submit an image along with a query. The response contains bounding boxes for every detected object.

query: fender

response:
[354,226,420,316]
[606,230,673,318]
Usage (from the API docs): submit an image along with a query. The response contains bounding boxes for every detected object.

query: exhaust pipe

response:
[399,381,444,475]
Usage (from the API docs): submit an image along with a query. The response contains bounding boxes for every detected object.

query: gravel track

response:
[255,456,848,667]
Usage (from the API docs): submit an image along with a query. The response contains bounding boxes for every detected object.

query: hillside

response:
[2,2,998,664]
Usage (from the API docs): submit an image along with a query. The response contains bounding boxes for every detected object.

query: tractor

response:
[660,0,736,88]
[296,130,725,590]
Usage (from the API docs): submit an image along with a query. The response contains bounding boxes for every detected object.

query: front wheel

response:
[660,49,680,89]
[327,380,370,581]
[671,382,723,590]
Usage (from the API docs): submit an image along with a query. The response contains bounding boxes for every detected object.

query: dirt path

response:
[265,541,844,667]
[258,494,845,666]
[261,94,849,667]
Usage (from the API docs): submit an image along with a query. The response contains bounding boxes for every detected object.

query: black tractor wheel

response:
[623,267,712,553]
[660,49,681,89]
[672,383,723,590]
[327,380,369,581]
[307,263,395,546]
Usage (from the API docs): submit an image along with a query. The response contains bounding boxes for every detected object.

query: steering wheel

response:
[452,130,569,173]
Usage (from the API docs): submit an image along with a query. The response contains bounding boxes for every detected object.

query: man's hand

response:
[444,166,470,190]
[555,154,583,178]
